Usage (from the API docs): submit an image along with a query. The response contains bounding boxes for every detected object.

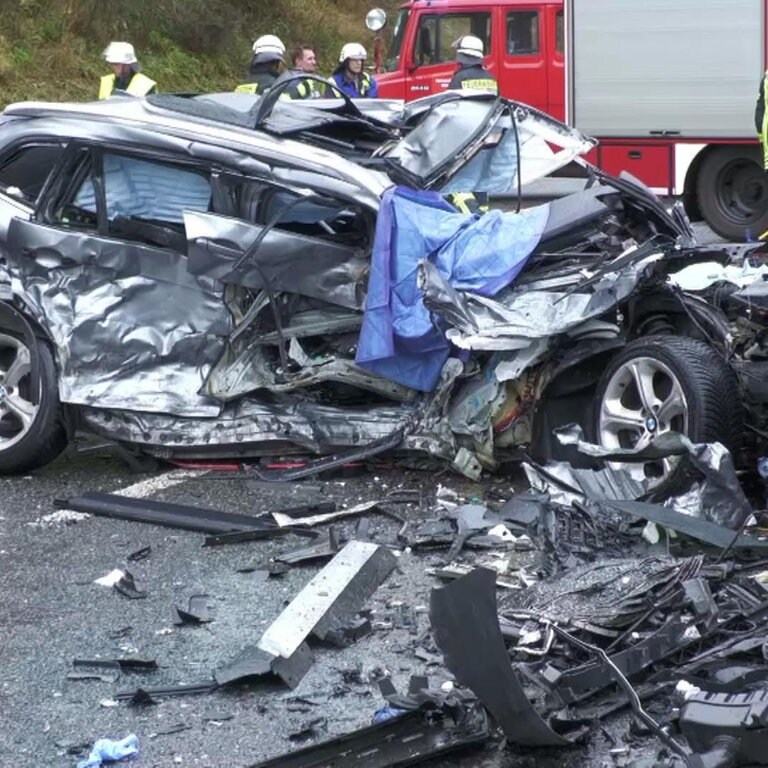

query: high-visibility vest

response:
[99,72,156,100]
[234,82,260,94]
[446,192,490,215]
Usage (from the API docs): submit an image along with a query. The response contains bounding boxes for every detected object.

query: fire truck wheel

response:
[696,146,768,241]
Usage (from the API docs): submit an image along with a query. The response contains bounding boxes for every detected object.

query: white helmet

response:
[252,34,285,59]
[454,35,484,58]
[339,43,367,63]
[102,41,138,65]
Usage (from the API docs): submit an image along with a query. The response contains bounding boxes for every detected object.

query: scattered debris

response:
[28,510,90,528]
[249,694,489,768]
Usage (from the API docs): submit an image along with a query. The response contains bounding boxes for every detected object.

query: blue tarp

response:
[356,187,549,392]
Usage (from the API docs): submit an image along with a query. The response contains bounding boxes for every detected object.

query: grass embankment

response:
[0,0,402,106]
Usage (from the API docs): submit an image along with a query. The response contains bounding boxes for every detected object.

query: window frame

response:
[39,141,216,250]
[506,9,541,56]
[0,140,67,207]
[413,11,493,67]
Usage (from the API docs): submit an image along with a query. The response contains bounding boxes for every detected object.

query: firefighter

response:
[756,71,768,170]
[331,43,378,98]
[99,42,156,99]
[235,35,285,95]
[447,35,498,93]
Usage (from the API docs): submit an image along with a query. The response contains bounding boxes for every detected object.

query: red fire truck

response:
[367,0,768,240]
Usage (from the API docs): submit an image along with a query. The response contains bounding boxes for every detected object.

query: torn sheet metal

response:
[386,96,595,192]
[6,217,230,417]
[603,500,768,555]
[423,247,664,353]
[216,541,396,687]
[79,397,418,456]
[554,426,753,529]
[430,567,575,746]
[184,211,369,311]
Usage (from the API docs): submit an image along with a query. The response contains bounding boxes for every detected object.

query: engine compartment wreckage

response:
[0,89,768,482]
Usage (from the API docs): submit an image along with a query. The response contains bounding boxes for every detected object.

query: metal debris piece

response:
[272,501,380,528]
[216,541,397,688]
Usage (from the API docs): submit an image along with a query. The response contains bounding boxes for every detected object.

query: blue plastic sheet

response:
[356,187,549,391]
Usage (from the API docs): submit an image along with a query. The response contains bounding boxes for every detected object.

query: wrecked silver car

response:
[0,91,763,476]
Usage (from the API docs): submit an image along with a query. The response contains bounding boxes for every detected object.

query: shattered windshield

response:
[384,8,410,72]
[383,98,498,184]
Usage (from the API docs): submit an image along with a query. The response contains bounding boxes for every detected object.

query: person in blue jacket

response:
[331,43,378,98]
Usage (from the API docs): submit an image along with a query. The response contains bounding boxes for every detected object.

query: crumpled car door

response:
[4,145,234,417]
[381,94,596,193]
[184,210,369,311]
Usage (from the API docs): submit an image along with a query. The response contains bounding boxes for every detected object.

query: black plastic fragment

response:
[172,594,212,625]
[248,703,490,768]
[54,492,276,535]
[117,681,218,702]
[67,660,121,683]
[430,567,574,746]
[276,528,340,565]
[114,570,147,599]
[127,545,152,562]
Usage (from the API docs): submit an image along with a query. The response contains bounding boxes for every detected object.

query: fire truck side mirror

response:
[365,8,387,32]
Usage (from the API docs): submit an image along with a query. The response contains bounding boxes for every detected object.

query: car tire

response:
[696,146,768,241]
[593,335,742,490]
[0,331,67,474]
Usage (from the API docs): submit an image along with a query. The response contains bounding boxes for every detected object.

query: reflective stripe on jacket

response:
[760,72,768,169]
[99,72,156,100]
[448,63,498,94]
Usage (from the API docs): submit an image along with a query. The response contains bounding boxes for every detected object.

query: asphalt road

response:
[0,446,520,768]
[0,220,725,768]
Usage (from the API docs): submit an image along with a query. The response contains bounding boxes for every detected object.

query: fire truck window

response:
[415,13,491,66]
[555,11,564,54]
[507,11,540,55]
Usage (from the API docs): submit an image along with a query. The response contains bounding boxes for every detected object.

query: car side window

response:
[0,143,65,204]
[414,13,491,66]
[55,150,212,250]
[219,175,369,247]
[507,11,540,55]
[74,153,211,225]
